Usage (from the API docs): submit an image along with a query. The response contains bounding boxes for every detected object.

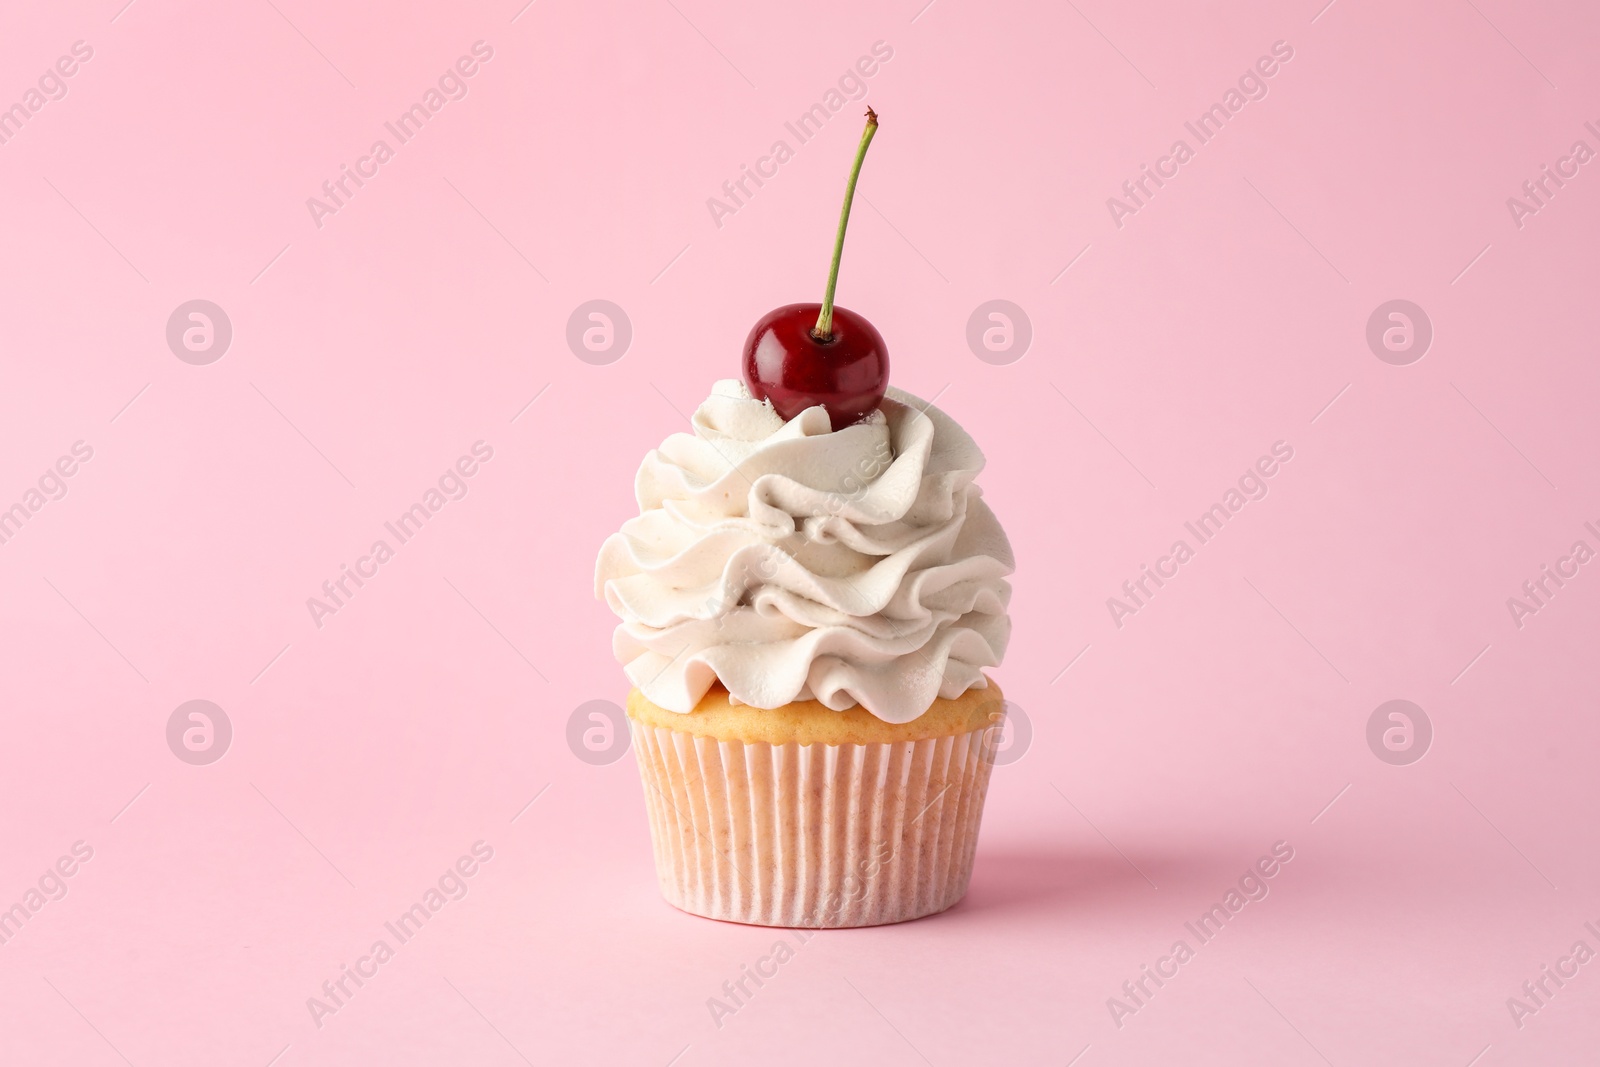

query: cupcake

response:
[593,108,1015,926]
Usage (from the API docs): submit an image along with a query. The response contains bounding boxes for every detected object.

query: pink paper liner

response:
[630,720,998,927]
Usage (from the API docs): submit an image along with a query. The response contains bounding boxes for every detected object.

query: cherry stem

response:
[813,107,878,340]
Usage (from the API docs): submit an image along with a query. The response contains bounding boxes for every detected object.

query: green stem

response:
[813,107,879,340]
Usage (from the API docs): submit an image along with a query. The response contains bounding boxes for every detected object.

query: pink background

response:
[2,0,1598,1063]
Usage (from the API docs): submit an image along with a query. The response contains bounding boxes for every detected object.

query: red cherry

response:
[743,108,887,431]
[742,303,888,427]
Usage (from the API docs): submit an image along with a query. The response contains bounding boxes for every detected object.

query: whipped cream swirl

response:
[595,380,1013,724]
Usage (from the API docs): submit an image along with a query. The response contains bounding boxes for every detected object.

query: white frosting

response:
[594,380,1012,723]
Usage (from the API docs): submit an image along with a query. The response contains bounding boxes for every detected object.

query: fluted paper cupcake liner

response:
[631,720,998,928]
